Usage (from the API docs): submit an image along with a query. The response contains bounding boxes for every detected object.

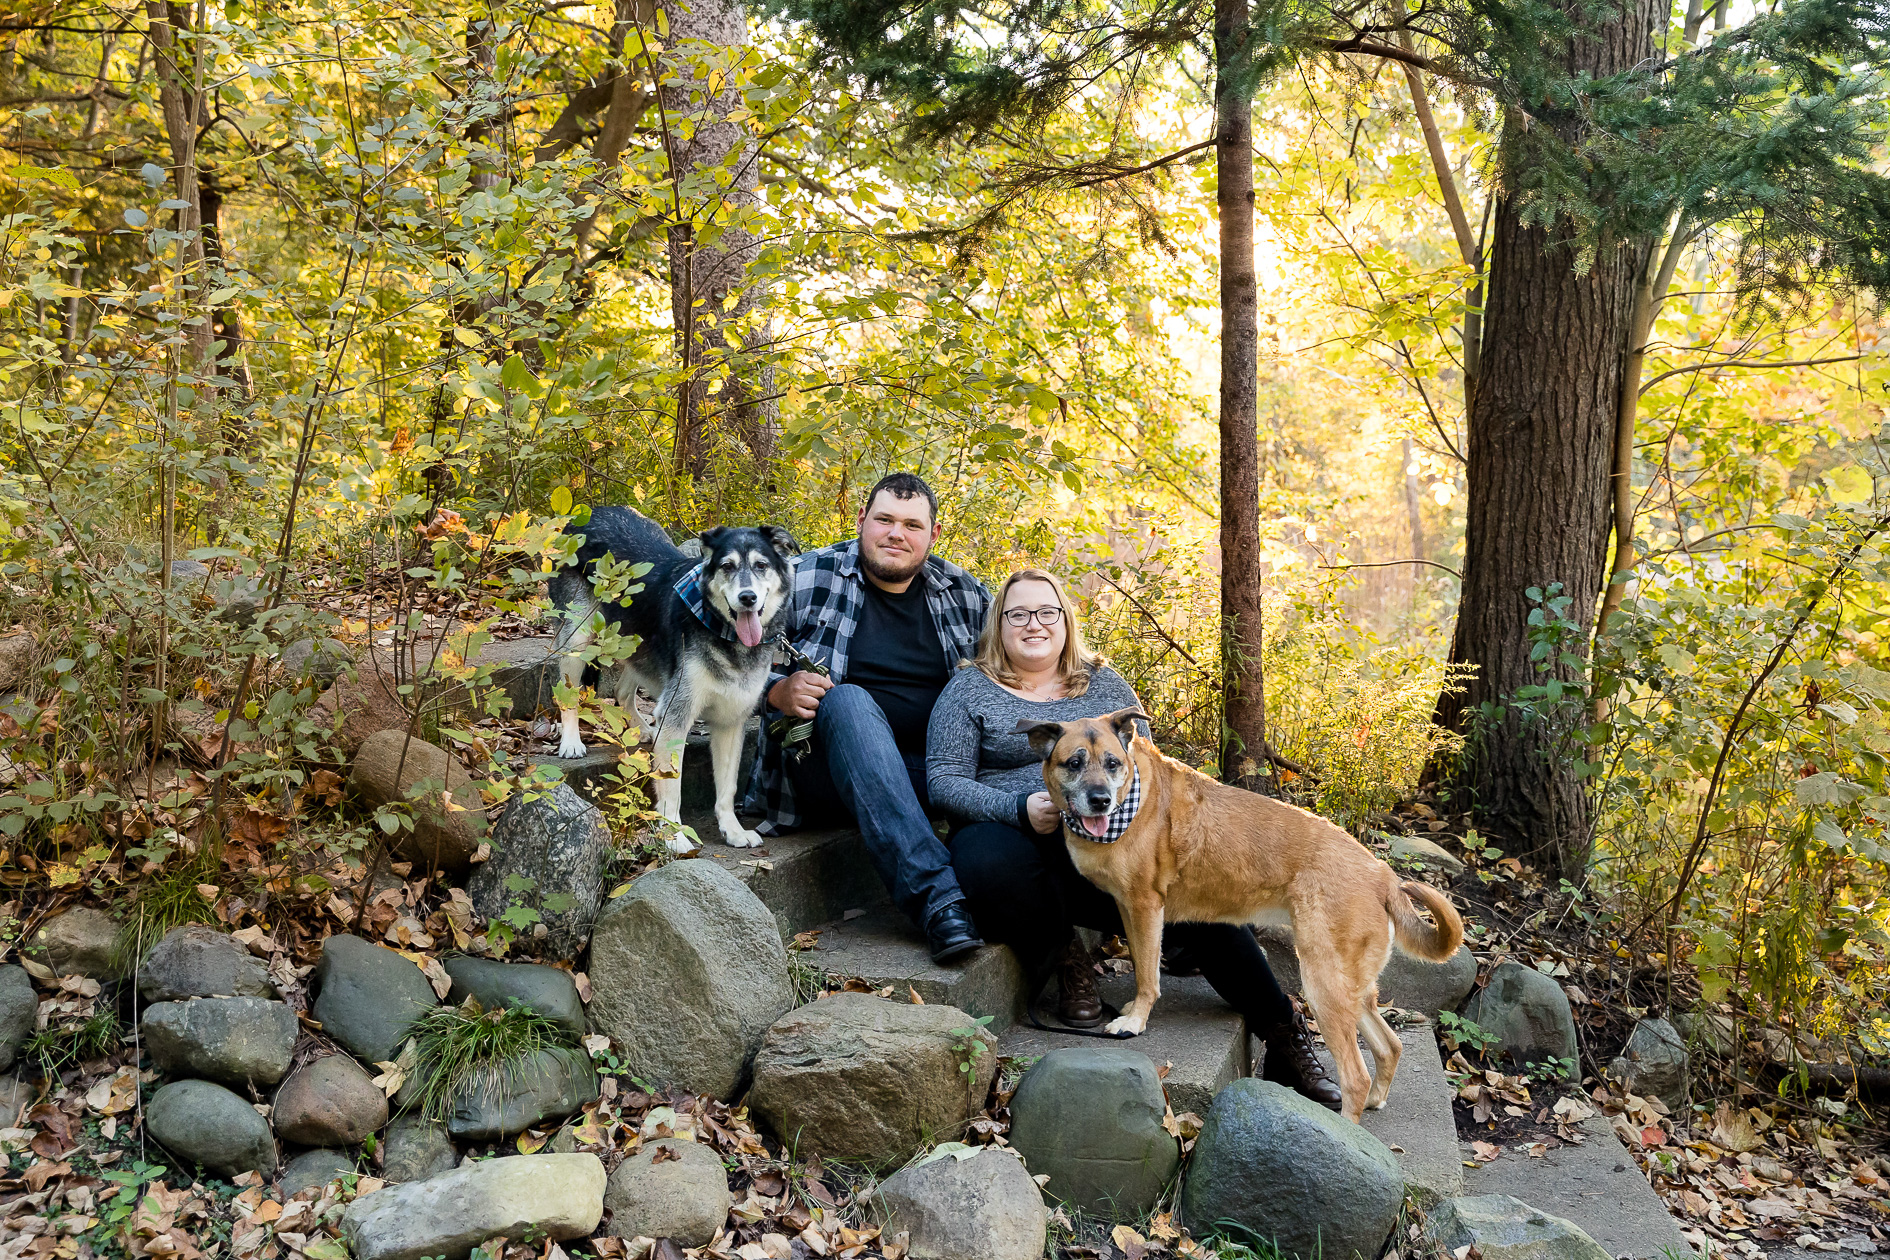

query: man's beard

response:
[860,544,927,585]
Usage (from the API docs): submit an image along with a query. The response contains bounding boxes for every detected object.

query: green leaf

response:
[549,486,573,516]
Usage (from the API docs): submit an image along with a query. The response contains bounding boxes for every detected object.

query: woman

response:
[925,568,1341,1110]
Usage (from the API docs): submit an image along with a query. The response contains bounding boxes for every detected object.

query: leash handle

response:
[768,633,830,765]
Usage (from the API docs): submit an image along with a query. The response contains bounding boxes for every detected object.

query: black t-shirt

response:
[847,578,949,753]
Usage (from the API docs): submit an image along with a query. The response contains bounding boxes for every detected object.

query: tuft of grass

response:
[114,850,222,971]
[405,996,578,1122]
[25,1006,121,1079]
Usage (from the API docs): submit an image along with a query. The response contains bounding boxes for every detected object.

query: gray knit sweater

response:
[925,663,1148,833]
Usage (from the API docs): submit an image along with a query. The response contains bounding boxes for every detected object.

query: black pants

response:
[949,820,1295,1036]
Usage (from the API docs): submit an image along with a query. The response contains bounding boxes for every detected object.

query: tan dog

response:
[1017,708,1465,1123]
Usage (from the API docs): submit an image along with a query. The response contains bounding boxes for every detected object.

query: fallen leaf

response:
[1471,1141,1501,1162]
[23,1159,70,1190]
[516,1130,548,1155]
[907,986,924,1004]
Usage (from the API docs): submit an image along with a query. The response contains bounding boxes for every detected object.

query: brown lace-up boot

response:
[1260,997,1343,1112]
[1056,937,1106,1028]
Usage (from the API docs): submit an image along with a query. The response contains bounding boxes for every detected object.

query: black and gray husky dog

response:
[548,506,798,851]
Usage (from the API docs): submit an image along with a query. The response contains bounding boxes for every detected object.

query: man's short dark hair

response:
[864,472,938,524]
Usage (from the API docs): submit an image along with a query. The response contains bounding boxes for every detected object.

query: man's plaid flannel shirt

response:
[744,538,990,835]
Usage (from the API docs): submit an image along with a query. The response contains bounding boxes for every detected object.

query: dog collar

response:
[673,566,740,643]
[1063,769,1142,844]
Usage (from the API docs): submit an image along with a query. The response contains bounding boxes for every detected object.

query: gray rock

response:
[446,1046,598,1142]
[169,560,211,580]
[211,576,269,628]
[1462,962,1580,1068]
[380,1116,458,1183]
[1006,1046,1178,1215]
[0,633,36,690]
[349,731,487,874]
[467,784,613,962]
[280,1149,358,1199]
[146,1079,279,1178]
[340,1153,605,1260]
[1388,833,1466,878]
[865,1146,1047,1260]
[748,993,998,1167]
[138,924,276,1003]
[1609,1017,1689,1111]
[281,637,354,686]
[442,958,585,1039]
[1180,1079,1401,1260]
[0,967,35,1073]
[142,997,297,1086]
[603,1138,731,1246]
[1675,1009,1736,1056]
[586,859,793,1098]
[275,1054,390,1147]
[311,934,441,1065]
[1380,944,1479,1019]
[25,907,123,979]
[1425,1193,1612,1260]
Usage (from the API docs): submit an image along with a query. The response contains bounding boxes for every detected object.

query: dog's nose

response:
[737,589,760,608]
[1085,790,1112,813]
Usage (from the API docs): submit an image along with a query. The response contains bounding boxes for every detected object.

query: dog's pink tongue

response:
[736,610,763,648]
[1080,814,1110,838]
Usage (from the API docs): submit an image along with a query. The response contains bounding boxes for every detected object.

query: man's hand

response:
[769,670,834,719]
[1026,791,1060,834]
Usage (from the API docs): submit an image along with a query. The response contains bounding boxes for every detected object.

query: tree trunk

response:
[1434,0,1663,877]
[1215,0,1266,787]
[146,0,208,367]
[664,0,775,479]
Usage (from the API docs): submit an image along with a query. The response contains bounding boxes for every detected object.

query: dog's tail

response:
[1389,879,1464,962]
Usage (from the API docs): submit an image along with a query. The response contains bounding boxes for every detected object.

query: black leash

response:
[766,633,829,767]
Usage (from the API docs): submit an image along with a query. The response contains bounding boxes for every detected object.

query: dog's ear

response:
[760,525,801,558]
[1106,707,1150,751]
[1011,718,1065,759]
[696,526,728,553]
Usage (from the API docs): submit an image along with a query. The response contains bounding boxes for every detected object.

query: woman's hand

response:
[1026,791,1060,834]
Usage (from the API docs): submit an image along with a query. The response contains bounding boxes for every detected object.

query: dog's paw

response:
[665,832,701,856]
[1104,1013,1147,1037]
[718,820,765,848]
[557,733,589,759]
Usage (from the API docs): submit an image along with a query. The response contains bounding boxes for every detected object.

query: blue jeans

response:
[791,683,966,930]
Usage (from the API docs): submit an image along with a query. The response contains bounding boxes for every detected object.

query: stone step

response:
[700,826,891,941]
[796,907,1027,1030]
[1311,1019,1462,1206]
[1461,1113,1694,1258]
[528,721,759,816]
[998,974,1251,1121]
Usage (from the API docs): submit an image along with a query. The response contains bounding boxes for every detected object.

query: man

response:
[748,472,991,963]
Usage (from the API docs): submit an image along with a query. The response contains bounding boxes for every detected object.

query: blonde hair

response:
[968,568,1104,698]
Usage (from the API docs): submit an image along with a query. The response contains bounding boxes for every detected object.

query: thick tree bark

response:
[664,0,775,477]
[1215,0,1267,787]
[1434,0,1663,877]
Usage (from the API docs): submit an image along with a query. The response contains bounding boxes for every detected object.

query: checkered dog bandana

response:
[671,564,739,642]
[1063,768,1143,844]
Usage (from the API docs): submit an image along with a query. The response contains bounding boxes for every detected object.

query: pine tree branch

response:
[1070,138,1215,187]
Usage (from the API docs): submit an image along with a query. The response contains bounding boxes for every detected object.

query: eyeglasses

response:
[1003,606,1064,628]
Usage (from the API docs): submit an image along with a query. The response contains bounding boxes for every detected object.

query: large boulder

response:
[25,907,123,979]
[275,1054,390,1147]
[380,1116,458,1183]
[1006,1046,1178,1215]
[1425,1194,1612,1260]
[1387,834,1466,878]
[1609,1017,1689,1112]
[309,646,449,759]
[1180,1079,1401,1260]
[340,1153,605,1260]
[446,1046,598,1142]
[138,924,275,1003]
[602,1138,731,1247]
[586,859,793,1098]
[142,997,297,1087]
[1380,943,1479,1020]
[348,731,486,874]
[311,934,440,1064]
[865,1146,1046,1260]
[1462,962,1580,1068]
[466,784,613,962]
[280,637,354,687]
[0,966,34,1073]
[442,957,585,1039]
[280,1149,358,1200]
[748,994,998,1167]
[146,1079,279,1178]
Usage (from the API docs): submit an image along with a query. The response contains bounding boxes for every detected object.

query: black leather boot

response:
[1260,999,1343,1112]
